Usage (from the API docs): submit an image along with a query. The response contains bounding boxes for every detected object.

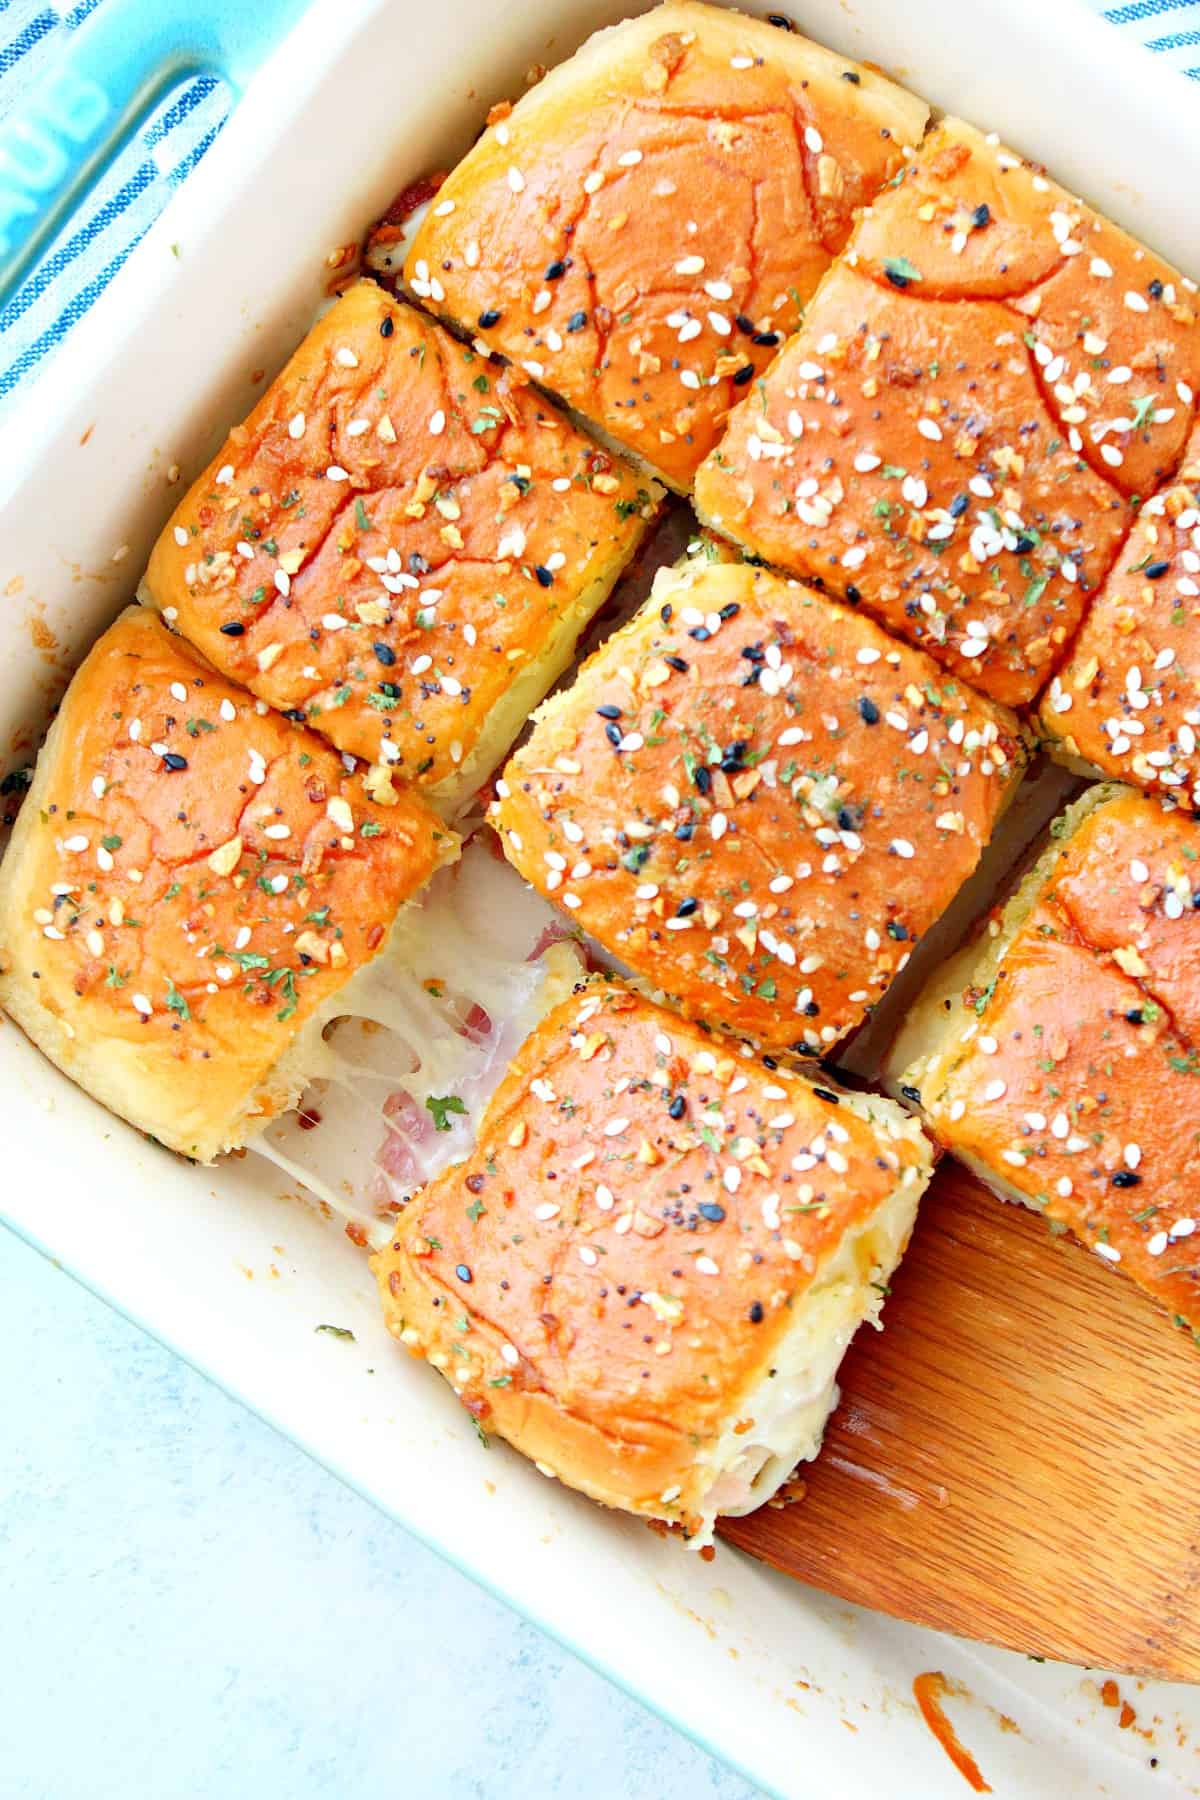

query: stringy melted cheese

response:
[251,841,582,1246]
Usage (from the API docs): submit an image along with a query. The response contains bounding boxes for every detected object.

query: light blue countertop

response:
[0,1226,763,1799]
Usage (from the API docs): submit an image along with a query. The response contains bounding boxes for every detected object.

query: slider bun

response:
[142,281,659,817]
[493,555,1028,1052]
[696,116,1200,704]
[372,979,932,1536]
[1041,426,1200,805]
[0,607,454,1162]
[404,0,927,491]
[886,783,1200,1333]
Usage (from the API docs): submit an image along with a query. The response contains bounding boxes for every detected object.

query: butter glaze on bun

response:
[696,116,1200,705]
[1041,424,1200,805]
[0,607,454,1162]
[142,281,659,816]
[886,784,1200,1334]
[492,555,1028,1052]
[372,979,932,1537]
[403,1,927,491]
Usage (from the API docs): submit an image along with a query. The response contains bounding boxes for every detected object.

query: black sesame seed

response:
[887,920,909,941]
[544,260,567,280]
[219,621,245,637]
[858,696,881,724]
[767,11,795,26]
[1125,1008,1145,1024]
[676,896,698,917]
[379,315,395,337]
[841,68,860,81]
[718,602,741,620]
[604,722,622,748]
[668,1095,687,1120]
[566,310,588,333]
[282,708,307,722]
[885,268,911,290]
[748,1301,764,1324]
[1145,560,1170,579]
[803,1000,820,1017]
[813,1087,840,1105]
[1014,534,1036,555]
[699,1201,726,1221]
[731,363,756,386]
[762,1056,778,1069]
[534,564,554,588]
[660,603,673,624]
[845,583,862,604]
[1149,278,1164,300]
[161,753,188,772]
[373,642,396,665]
[478,308,502,328]
[972,203,991,229]
[900,1083,922,1104]
[664,654,689,672]
[596,703,622,720]
[688,625,711,641]
[674,821,695,841]
[1112,1171,1142,1188]
[948,492,969,518]
[455,1263,473,1283]
[694,765,712,795]
[734,313,756,335]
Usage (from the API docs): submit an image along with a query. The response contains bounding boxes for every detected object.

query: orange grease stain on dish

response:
[913,1672,991,1793]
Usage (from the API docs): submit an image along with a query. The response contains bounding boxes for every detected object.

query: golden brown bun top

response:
[0,608,451,1144]
[913,786,1200,1330]
[143,281,655,798]
[493,557,1026,1052]
[403,1,927,490]
[696,118,1200,705]
[372,978,930,1481]
[849,118,1200,498]
[1041,423,1200,804]
[1046,786,1200,1045]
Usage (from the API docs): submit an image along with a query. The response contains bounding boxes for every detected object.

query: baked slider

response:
[141,280,659,816]
[398,1,928,492]
[885,783,1200,1334]
[0,607,455,1163]
[696,116,1200,705]
[1041,423,1200,806]
[491,555,1028,1053]
[372,978,933,1538]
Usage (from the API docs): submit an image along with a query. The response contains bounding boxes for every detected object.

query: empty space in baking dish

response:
[252,839,583,1242]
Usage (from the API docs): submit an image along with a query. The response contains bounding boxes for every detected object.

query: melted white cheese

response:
[696,1151,924,1540]
[251,840,582,1245]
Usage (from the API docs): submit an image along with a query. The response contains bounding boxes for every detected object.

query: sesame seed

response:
[982,1079,1007,1102]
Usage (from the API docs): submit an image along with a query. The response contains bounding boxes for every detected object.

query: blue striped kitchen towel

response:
[0,0,1198,411]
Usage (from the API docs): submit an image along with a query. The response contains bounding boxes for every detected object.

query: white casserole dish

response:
[2,1,1199,1792]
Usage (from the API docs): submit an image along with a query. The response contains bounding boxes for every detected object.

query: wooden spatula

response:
[720,1160,1200,1681]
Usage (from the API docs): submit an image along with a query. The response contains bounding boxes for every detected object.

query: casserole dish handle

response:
[0,0,312,307]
